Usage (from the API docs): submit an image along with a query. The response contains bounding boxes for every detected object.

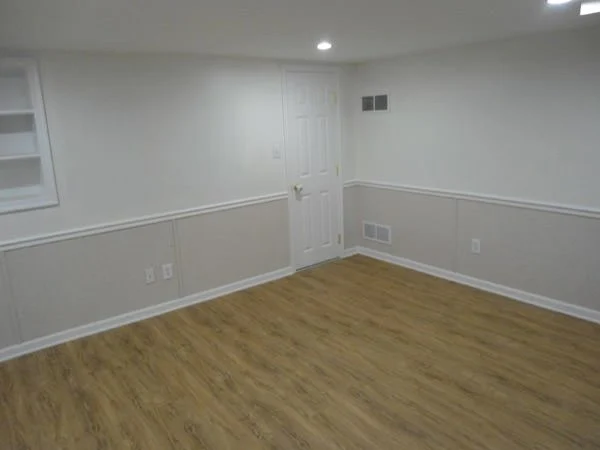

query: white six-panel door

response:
[284,70,342,270]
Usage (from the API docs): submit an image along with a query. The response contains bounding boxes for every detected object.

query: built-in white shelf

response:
[0,109,35,117]
[0,58,58,215]
[0,132,37,157]
[0,153,40,162]
[0,185,43,201]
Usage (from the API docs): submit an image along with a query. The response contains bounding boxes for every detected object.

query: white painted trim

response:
[362,221,392,245]
[343,247,359,258]
[0,57,59,216]
[343,180,600,219]
[347,246,600,325]
[283,66,345,270]
[0,192,288,252]
[0,266,294,363]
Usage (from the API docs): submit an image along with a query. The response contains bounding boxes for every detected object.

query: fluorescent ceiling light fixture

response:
[580,0,600,14]
[317,41,333,51]
[546,0,574,4]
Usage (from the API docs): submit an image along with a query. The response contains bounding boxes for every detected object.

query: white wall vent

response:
[364,222,377,240]
[363,221,392,245]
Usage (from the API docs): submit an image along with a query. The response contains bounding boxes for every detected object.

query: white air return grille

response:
[376,225,391,244]
[363,221,392,245]
[363,222,377,240]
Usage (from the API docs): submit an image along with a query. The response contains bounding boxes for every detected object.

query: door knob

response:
[293,184,304,193]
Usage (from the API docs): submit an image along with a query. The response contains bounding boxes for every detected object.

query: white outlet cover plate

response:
[162,263,174,280]
[145,267,156,284]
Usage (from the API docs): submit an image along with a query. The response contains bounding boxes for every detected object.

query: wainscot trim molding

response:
[0,266,294,363]
[343,180,600,219]
[345,246,600,325]
[343,247,359,258]
[0,192,288,252]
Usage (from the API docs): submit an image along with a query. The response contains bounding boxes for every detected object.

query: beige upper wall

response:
[352,26,600,208]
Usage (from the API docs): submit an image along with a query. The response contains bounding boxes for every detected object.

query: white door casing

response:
[284,69,343,270]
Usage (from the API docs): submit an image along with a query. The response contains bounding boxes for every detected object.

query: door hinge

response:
[338,234,342,245]
[336,165,340,176]
[331,91,338,105]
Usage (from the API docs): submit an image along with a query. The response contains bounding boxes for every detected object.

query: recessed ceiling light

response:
[317,41,333,51]
[580,0,600,14]
[546,0,574,4]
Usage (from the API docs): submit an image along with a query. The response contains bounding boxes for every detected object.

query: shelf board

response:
[0,184,42,200]
[0,153,40,163]
[0,109,35,117]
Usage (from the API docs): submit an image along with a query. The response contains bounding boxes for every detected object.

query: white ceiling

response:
[0,0,598,62]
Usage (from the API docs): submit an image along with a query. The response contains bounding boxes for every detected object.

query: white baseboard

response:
[343,247,359,258]
[4,246,598,363]
[0,266,294,363]
[346,246,600,325]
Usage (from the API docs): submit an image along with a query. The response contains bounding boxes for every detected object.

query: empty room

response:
[0,0,599,448]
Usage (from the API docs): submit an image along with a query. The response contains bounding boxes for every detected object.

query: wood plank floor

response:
[1,255,600,449]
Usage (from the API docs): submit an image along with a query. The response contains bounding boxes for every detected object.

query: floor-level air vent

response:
[363,221,392,245]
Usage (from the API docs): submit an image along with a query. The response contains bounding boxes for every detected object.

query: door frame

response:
[281,65,345,271]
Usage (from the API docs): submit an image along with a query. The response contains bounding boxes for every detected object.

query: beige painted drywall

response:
[457,200,600,311]
[352,26,600,208]
[0,200,292,351]
[358,187,456,271]
[0,51,351,352]
[0,252,20,348]
[176,200,290,296]
[348,26,600,316]
[343,186,359,249]
[6,222,178,341]
[351,186,600,313]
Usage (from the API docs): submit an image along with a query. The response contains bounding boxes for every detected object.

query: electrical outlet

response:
[471,239,481,255]
[144,267,156,284]
[162,263,174,280]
